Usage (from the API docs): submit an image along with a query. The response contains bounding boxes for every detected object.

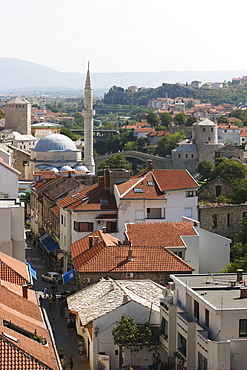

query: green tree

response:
[218,115,229,123]
[97,153,133,175]
[186,116,198,126]
[160,112,172,127]
[146,111,161,127]
[112,314,152,368]
[154,131,186,157]
[174,113,186,126]
[60,127,80,141]
[197,161,213,180]
[73,112,84,127]
[232,177,247,203]
[211,158,247,185]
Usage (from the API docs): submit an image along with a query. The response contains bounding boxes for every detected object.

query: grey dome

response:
[59,165,73,172]
[73,164,90,172]
[33,134,77,152]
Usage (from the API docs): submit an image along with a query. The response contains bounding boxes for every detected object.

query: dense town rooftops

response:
[70,229,193,273]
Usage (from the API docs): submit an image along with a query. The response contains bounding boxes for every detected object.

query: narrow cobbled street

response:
[25,232,90,370]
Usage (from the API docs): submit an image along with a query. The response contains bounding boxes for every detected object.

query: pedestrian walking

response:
[52,292,56,304]
[48,295,53,309]
[68,355,74,369]
[61,356,67,370]
[51,317,56,332]
[43,287,48,298]
[58,350,64,360]
[38,295,43,306]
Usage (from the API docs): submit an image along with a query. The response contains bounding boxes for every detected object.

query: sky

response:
[1,0,247,73]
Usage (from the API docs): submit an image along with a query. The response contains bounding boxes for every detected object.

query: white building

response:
[125,219,231,274]
[160,272,247,370]
[217,123,240,145]
[12,131,37,151]
[67,278,166,370]
[0,158,25,261]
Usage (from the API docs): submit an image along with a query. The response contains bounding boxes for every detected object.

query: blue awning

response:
[39,234,59,253]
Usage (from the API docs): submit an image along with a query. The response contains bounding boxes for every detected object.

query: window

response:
[185,154,188,158]
[212,214,217,228]
[159,317,168,338]
[203,128,205,132]
[239,319,247,337]
[208,137,211,141]
[194,300,199,321]
[215,185,221,197]
[186,191,197,197]
[74,222,94,232]
[211,128,213,132]
[191,154,194,158]
[99,198,109,205]
[205,309,209,327]
[134,188,143,193]
[61,214,64,225]
[198,352,208,370]
[184,207,192,217]
[227,213,234,227]
[106,221,117,232]
[178,333,186,357]
[178,154,181,158]
[147,181,153,186]
[64,217,66,227]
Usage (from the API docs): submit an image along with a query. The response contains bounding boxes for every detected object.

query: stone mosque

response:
[2,64,95,178]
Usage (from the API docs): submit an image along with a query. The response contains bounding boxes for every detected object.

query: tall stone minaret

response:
[82,62,95,174]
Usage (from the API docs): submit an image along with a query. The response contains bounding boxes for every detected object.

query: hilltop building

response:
[5,96,31,135]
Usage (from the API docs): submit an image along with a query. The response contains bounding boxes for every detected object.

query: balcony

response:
[146,208,164,219]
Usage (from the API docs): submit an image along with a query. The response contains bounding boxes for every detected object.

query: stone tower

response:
[5,96,31,135]
[82,63,95,174]
[192,118,222,162]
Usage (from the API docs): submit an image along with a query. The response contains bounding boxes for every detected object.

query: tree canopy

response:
[97,153,133,175]
[210,158,247,185]
[154,131,186,157]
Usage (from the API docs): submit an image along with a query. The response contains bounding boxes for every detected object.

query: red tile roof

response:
[116,169,198,199]
[0,252,29,285]
[57,183,117,212]
[50,205,60,217]
[0,283,59,369]
[125,222,197,248]
[70,230,193,273]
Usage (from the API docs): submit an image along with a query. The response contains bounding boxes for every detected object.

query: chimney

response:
[240,287,247,298]
[22,285,28,299]
[102,227,106,234]
[94,236,99,245]
[123,294,129,304]
[237,269,243,283]
[98,176,104,186]
[127,248,133,262]
[104,167,110,188]
[89,236,93,249]
[147,159,153,171]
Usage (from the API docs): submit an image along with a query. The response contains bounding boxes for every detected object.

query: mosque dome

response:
[33,133,77,152]
[73,164,90,172]
[59,165,73,172]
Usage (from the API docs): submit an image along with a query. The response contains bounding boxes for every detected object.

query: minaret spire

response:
[82,62,95,174]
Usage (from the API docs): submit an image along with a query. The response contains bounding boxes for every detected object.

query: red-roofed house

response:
[217,123,240,145]
[70,229,193,287]
[125,220,231,273]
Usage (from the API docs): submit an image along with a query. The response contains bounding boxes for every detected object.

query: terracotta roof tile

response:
[0,252,29,284]
[0,284,59,369]
[70,230,192,273]
[57,184,117,212]
[50,205,60,217]
[125,222,197,247]
[116,170,198,199]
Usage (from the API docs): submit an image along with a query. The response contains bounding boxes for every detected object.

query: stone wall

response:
[198,177,234,203]
[10,146,31,180]
[198,203,247,243]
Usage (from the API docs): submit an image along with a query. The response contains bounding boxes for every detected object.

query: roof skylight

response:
[134,188,143,193]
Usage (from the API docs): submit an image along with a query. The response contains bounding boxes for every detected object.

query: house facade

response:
[160,272,247,370]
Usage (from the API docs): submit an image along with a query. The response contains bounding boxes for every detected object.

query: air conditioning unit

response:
[83,277,91,284]
[126,272,133,278]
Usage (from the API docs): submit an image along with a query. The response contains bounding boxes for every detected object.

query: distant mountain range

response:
[1,58,247,95]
